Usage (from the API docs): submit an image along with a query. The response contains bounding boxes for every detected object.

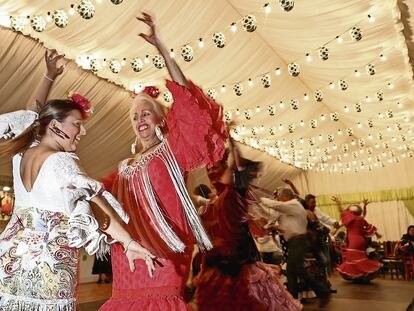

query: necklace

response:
[142,140,161,153]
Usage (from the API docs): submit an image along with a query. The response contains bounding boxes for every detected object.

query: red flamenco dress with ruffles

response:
[194,179,302,311]
[99,81,227,311]
[337,210,382,281]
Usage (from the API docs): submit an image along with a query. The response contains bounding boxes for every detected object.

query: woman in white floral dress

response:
[0,50,155,310]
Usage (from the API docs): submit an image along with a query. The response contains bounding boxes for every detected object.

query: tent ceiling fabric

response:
[1,0,414,190]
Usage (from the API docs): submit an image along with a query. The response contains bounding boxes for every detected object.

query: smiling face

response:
[50,109,86,152]
[130,96,165,142]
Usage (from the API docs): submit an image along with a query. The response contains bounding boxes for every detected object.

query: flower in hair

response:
[142,86,160,99]
[67,91,92,119]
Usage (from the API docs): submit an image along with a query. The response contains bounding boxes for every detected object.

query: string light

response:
[275,68,281,75]
[264,3,272,14]
[380,54,386,61]
[248,78,253,87]
[368,14,375,23]
[69,4,75,16]
[306,53,312,62]
[336,36,343,44]
[355,70,361,77]
[230,22,237,32]
[304,94,309,101]
[198,38,204,48]
[170,49,175,58]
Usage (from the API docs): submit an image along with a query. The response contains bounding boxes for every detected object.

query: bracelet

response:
[123,239,134,254]
[43,74,54,82]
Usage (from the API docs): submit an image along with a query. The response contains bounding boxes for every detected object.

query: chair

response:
[381,241,404,280]
[402,254,414,281]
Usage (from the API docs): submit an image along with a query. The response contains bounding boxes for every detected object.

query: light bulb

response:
[368,14,375,23]
[198,38,204,48]
[230,22,237,33]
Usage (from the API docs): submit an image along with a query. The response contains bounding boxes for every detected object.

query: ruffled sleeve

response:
[0,110,38,139]
[53,152,129,258]
[166,80,228,171]
[361,219,377,237]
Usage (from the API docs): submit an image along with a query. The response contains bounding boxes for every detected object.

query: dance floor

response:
[78,273,414,310]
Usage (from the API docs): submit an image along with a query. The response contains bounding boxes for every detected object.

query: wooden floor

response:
[78,273,414,310]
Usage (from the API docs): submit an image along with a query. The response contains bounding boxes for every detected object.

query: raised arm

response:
[282,179,300,196]
[137,13,188,88]
[331,195,343,214]
[361,198,369,217]
[227,122,244,172]
[26,49,65,112]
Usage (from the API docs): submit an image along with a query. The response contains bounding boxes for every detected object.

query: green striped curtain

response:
[315,187,414,219]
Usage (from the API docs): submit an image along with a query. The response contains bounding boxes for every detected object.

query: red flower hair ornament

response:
[67,91,93,119]
[131,86,160,99]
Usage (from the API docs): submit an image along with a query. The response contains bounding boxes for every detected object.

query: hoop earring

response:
[155,125,164,141]
[131,137,138,154]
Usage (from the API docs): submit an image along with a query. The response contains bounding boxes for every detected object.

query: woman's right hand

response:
[44,49,65,80]
[125,240,156,277]
[331,195,341,204]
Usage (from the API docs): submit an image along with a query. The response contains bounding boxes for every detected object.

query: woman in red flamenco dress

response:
[100,13,227,310]
[194,137,302,311]
[332,197,382,282]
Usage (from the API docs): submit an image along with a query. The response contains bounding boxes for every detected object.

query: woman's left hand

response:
[137,12,160,47]
[125,240,156,277]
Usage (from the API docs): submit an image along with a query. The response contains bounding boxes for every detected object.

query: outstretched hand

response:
[137,12,160,47]
[125,241,156,277]
[331,195,341,204]
[44,49,65,79]
[362,198,369,206]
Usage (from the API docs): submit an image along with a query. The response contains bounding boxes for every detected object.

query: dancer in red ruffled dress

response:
[100,13,227,310]
[194,136,302,311]
[332,197,382,282]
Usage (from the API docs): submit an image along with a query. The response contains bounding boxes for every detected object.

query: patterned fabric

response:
[0,109,38,139]
[0,208,78,310]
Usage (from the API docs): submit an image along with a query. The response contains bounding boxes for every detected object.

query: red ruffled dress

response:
[194,182,302,311]
[337,210,382,281]
[99,81,227,311]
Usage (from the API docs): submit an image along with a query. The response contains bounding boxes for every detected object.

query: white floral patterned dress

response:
[0,110,129,310]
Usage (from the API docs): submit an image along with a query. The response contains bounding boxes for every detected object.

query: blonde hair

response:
[0,99,82,156]
[130,94,169,153]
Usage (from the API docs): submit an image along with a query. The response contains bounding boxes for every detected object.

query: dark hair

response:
[305,194,316,201]
[0,99,82,156]
[408,225,414,234]
[299,198,307,209]
[194,184,212,199]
